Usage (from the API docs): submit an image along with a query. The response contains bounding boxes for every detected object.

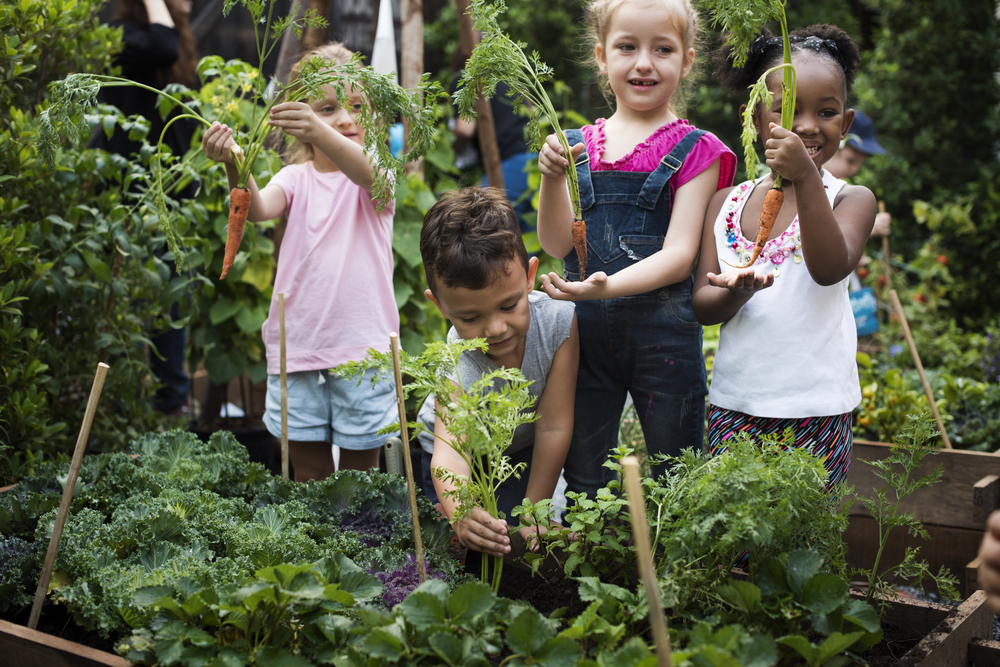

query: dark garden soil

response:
[860,621,921,665]
[3,600,120,655]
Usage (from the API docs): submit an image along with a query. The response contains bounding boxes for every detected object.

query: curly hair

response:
[582,0,702,113]
[420,188,529,296]
[714,24,861,97]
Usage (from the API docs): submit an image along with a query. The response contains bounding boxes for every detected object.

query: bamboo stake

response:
[390,332,427,582]
[401,0,424,177]
[279,292,289,479]
[622,456,673,667]
[879,202,891,320]
[28,362,109,630]
[888,290,952,449]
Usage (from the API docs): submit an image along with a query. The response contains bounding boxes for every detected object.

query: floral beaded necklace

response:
[721,175,829,277]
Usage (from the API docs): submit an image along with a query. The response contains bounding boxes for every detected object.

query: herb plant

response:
[36,0,445,272]
[455,0,590,275]
[852,414,960,610]
[338,339,537,592]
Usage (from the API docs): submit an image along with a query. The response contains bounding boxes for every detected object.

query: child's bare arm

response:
[540,162,720,301]
[268,102,377,191]
[766,124,876,285]
[201,121,287,222]
[536,133,585,260]
[430,393,511,558]
[691,188,774,325]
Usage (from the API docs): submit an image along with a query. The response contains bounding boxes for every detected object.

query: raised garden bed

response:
[845,439,1000,597]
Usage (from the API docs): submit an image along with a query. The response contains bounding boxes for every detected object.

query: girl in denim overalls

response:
[536,0,736,498]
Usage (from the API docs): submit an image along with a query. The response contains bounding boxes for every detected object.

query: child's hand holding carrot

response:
[202,121,242,164]
[453,507,511,558]
[268,101,330,144]
[537,133,585,179]
[764,122,819,184]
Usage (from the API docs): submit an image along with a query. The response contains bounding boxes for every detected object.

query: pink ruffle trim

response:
[585,117,694,172]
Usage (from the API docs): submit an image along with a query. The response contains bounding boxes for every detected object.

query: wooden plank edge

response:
[967,638,1000,664]
[0,484,15,493]
[897,590,993,667]
[849,588,953,638]
[0,618,132,667]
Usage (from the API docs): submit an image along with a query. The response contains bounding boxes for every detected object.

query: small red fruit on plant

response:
[878,275,887,288]
[857,267,869,279]
[936,254,948,265]
[915,292,926,304]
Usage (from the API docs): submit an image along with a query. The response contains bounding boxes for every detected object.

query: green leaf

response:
[392,221,422,268]
[255,648,317,666]
[506,608,551,657]
[777,635,815,662]
[801,573,848,614]
[814,632,865,664]
[209,297,242,324]
[786,550,823,596]
[240,259,274,291]
[842,599,881,633]
[399,580,449,628]
[81,249,112,282]
[428,631,464,665]
[447,580,496,624]
[362,628,407,660]
[530,637,582,667]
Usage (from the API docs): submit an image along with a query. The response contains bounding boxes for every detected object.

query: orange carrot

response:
[724,186,784,270]
[220,187,251,280]
[572,219,588,280]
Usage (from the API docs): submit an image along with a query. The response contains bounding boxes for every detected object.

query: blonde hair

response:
[282,42,357,165]
[583,0,701,114]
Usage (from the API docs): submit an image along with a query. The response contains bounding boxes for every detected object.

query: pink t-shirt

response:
[261,161,398,374]
[582,118,736,199]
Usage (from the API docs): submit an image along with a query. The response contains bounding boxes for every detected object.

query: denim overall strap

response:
[636,128,706,211]
[565,128,595,211]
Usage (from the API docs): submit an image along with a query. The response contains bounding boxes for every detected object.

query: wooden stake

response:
[401,0,424,177]
[879,202,891,314]
[622,456,673,667]
[28,362,109,630]
[279,292,290,479]
[888,290,952,449]
[390,332,427,582]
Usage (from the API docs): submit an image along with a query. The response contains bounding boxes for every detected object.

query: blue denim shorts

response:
[263,369,397,449]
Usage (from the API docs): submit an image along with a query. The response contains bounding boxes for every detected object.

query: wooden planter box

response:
[0,619,131,667]
[845,439,1000,598]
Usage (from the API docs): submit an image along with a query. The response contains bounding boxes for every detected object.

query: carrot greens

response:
[37,0,444,272]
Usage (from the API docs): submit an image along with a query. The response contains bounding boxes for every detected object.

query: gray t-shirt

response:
[416,291,575,454]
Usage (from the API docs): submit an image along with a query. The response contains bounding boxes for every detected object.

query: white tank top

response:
[708,170,862,418]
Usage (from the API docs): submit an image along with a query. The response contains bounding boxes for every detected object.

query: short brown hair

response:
[420,188,529,295]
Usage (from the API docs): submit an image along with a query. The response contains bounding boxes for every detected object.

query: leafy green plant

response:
[456,0,584,226]
[517,432,850,617]
[338,339,537,592]
[852,415,960,610]
[716,550,883,665]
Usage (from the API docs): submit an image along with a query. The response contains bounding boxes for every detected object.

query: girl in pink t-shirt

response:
[201,42,398,481]
[535,0,735,498]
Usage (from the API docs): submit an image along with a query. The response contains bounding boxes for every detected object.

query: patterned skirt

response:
[707,405,853,490]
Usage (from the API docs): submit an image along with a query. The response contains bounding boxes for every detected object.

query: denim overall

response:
[562,127,708,499]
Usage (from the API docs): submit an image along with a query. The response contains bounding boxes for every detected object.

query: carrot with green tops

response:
[220,187,252,280]
[724,185,783,269]
[572,219,588,279]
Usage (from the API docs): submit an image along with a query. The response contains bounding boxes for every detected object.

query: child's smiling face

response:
[755,54,854,171]
[595,0,694,120]
[427,257,538,368]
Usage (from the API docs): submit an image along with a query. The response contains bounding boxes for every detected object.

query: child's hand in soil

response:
[707,267,774,295]
[453,507,510,558]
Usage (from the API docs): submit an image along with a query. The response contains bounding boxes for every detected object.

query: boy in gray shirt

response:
[418,187,579,559]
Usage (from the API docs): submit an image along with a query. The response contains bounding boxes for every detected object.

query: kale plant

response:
[0,536,35,613]
[853,414,960,611]
[338,339,537,593]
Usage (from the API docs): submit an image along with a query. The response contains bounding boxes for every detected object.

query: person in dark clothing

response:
[92,0,199,416]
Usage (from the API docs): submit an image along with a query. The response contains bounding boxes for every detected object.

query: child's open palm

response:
[707,266,775,295]
[540,270,610,301]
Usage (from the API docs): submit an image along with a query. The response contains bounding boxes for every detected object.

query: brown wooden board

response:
[0,619,132,667]
[845,515,984,598]
[898,590,994,667]
[967,638,1000,665]
[848,440,1000,531]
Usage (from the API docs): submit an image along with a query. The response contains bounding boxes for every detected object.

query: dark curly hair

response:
[714,24,861,97]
